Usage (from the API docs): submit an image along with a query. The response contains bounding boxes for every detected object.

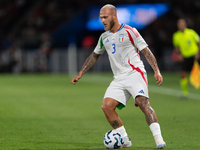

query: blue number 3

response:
[112,43,116,54]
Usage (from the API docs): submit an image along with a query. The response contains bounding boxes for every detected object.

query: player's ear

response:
[113,12,117,20]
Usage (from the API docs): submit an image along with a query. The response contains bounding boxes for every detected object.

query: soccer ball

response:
[103,130,124,149]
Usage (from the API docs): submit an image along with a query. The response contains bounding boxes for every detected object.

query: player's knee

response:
[135,96,150,109]
[102,98,118,112]
[102,100,112,112]
[101,102,106,112]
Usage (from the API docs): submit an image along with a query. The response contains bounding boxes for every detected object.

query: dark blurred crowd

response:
[0,0,82,72]
[0,0,200,73]
[0,0,84,49]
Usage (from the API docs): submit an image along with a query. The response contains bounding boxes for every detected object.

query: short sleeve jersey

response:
[173,28,200,58]
[94,24,148,78]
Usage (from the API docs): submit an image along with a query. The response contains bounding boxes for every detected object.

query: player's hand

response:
[154,71,163,87]
[71,73,83,85]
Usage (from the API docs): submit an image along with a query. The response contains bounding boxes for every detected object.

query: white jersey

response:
[94,24,148,79]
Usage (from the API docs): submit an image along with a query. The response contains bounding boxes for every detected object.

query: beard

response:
[105,18,115,31]
[109,19,115,30]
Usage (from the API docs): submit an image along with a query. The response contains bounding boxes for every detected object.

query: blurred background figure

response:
[0,44,23,73]
[37,32,53,72]
[81,35,96,50]
[172,18,200,99]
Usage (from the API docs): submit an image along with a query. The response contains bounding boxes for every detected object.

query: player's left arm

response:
[141,47,163,86]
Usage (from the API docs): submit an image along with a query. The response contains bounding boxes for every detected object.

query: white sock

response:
[149,123,163,145]
[115,126,128,138]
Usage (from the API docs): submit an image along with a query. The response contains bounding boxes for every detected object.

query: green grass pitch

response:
[0,72,200,149]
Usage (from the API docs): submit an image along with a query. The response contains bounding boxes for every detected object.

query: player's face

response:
[177,19,187,31]
[100,8,115,31]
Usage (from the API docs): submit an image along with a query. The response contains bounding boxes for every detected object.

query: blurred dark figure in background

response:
[81,35,96,49]
[0,44,23,73]
[37,32,53,72]
[172,18,200,99]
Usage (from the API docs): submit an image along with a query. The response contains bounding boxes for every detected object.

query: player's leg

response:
[135,96,166,149]
[102,97,132,148]
[180,57,194,99]
[102,97,123,129]
[180,70,188,98]
[135,96,158,125]
[103,79,132,147]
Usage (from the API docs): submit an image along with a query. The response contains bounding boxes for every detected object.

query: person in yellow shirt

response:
[172,18,200,99]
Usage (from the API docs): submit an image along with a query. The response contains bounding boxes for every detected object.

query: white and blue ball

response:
[103,130,124,149]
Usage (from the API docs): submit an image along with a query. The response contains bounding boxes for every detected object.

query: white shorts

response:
[103,71,149,108]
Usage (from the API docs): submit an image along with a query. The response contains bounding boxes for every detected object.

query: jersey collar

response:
[109,23,125,33]
[117,23,125,31]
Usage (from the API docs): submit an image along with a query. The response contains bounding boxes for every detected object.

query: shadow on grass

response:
[19,148,156,150]
[18,142,157,150]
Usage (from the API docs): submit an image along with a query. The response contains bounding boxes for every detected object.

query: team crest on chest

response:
[119,34,124,43]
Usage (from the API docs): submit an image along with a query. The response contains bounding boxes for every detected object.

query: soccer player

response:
[172,18,200,99]
[71,4,166,149]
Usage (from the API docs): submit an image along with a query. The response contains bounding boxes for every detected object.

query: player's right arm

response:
[71,34,105,85]
[71,52,101,85]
